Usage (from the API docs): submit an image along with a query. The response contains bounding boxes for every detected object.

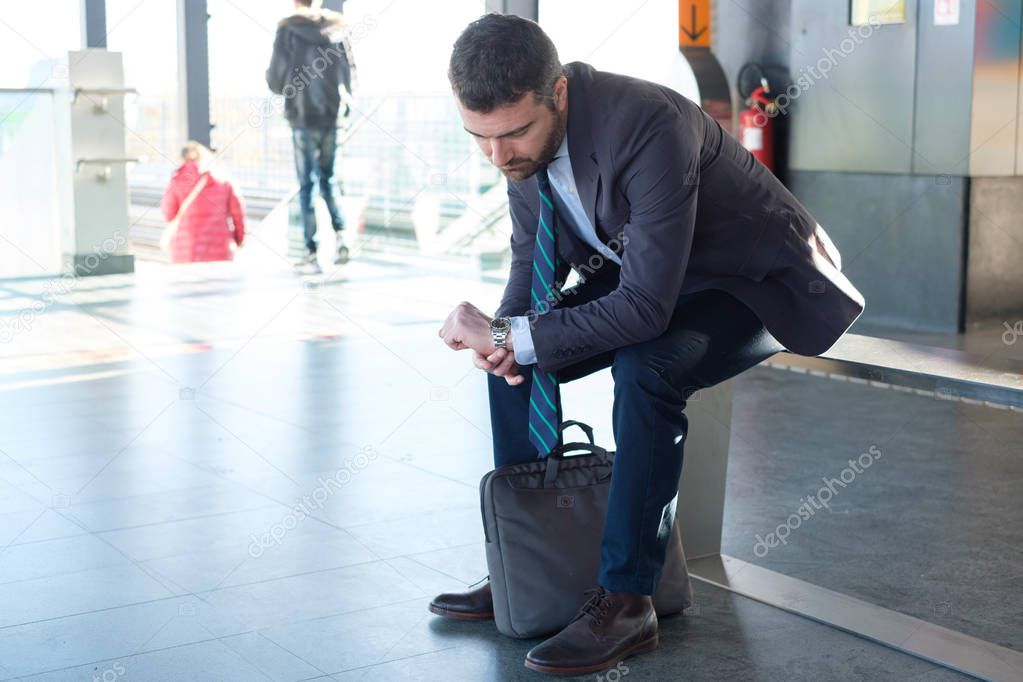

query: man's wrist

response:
[489,316,511,349]
[508,316,537,365]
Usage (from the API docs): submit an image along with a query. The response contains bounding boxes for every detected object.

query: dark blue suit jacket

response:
[497,63,865,373]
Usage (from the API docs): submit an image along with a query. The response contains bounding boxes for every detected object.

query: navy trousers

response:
[488,280,784,595]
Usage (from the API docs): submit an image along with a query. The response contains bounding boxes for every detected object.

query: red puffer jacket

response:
[160,160,245,263]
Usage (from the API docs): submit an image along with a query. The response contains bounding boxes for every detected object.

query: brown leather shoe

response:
[428,579,494,621]
[524,587,658,676]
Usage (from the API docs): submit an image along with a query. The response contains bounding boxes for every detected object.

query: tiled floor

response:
[0,257,1018,680]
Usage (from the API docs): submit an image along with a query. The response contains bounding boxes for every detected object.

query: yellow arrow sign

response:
[679,0,711,48]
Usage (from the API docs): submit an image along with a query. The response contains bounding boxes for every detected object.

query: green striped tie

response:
[527,168,560,456]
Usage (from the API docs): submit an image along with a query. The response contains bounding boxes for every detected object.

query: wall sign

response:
[850,0,906,26]
[934,0,961,25]
[678,0,712,48]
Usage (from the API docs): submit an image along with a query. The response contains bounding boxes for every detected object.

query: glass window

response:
[207,0,501,258]
[0,1,81,89]
[106,0,181,188]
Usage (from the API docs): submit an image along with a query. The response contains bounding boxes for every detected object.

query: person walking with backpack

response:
[266,0,356,272]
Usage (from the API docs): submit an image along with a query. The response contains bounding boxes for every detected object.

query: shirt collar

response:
[553,132,569,161]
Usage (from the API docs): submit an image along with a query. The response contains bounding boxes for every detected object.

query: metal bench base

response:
[688,553,1023,682]
[677,379,1023,682]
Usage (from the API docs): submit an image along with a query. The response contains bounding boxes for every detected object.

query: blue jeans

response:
[488,282,784,595]
[292,126,345,253]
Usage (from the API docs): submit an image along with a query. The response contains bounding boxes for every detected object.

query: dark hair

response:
[449,14,563,112]
[295,0,314,7]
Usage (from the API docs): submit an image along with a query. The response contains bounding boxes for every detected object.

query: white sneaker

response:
[294,251,321,274]
[335,241,350,265]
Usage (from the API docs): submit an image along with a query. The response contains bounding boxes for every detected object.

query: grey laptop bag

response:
[481,421,694,639]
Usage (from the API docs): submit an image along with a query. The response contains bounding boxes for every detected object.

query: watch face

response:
[490,318,510,332]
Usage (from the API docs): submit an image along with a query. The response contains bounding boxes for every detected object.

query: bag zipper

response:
[480,471,492,543]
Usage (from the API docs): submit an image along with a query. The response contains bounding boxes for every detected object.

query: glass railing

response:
[0,89,64,278]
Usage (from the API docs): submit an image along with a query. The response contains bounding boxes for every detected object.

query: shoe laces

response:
[579,587,615,625]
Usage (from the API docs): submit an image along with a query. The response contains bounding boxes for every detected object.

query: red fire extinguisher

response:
[736,62,781,173]
[739,84,776,172]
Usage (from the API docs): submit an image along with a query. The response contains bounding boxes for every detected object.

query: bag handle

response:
[543,441,611,488]
[560,420,595,445]
[555,441,608,457]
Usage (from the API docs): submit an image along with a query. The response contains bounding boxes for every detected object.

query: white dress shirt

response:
[509,133,622,365]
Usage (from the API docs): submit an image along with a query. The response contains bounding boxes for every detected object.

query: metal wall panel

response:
[912,0,976,175]
[789,170,967,333]
[714,0,792,175]
[789,0,918,173]
[966,177,1023,321]
[1019,19,1023,175]
[968,0,1022,176]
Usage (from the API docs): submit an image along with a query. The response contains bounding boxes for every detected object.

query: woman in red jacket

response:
[160,142,245,263]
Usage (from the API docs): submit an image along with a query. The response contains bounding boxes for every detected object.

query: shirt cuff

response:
[509,316,537,365]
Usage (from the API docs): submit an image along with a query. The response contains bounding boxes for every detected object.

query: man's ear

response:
[552,75,568,111]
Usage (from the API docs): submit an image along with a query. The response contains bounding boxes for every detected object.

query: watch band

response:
[491,317,510,349]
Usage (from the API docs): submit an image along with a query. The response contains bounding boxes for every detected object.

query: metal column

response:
[485,0,538,20]
[81,0,107,48]
[177,0,212,147]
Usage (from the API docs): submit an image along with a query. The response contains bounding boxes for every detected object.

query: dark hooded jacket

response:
[266,8,355,129]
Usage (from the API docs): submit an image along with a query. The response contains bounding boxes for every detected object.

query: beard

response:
[498,109,567,182]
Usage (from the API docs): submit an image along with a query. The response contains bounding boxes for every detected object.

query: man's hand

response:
[439,302,524,385]
[438,301,494,353]
[474,348,525,386]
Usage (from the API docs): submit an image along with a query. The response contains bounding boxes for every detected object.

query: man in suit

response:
[436,14,864,675]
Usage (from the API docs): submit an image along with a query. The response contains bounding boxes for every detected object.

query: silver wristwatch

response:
[490,317,511,349]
